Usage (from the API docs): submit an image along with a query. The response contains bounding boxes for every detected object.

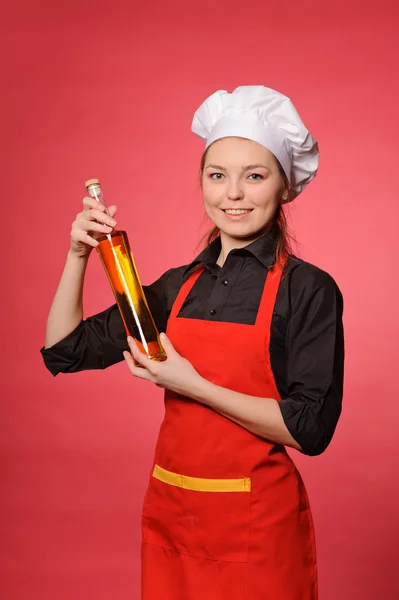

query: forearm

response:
[45,251,90,348]
[189,376,302,451]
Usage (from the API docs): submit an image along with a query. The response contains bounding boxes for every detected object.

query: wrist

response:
[189,374,214,406]
[67,249,91,263]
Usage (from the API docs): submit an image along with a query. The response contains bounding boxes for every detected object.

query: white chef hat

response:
[191,85,319,200]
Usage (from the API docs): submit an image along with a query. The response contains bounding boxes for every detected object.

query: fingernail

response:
[160,332,166,339]
[110,219,117,226]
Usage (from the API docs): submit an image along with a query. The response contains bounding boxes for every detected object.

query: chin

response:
[220,222,271,238]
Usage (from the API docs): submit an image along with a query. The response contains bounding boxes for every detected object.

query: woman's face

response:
[201,137,288,243]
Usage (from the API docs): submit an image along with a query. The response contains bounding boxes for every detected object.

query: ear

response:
[282,186,291,203]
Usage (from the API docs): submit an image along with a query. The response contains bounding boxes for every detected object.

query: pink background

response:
[1,0,398,598]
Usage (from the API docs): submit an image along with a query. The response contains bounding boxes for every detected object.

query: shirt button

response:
[222,279,228,286]
[210,309,216,316]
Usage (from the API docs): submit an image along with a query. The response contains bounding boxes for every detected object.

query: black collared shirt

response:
[41,231,344,456]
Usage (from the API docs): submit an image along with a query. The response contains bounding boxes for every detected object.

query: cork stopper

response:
[85,178,101,189]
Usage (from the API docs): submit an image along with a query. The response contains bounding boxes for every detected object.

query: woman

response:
[42,86,344,599]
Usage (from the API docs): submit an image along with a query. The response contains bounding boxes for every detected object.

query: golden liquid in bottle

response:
[96,230,166,361]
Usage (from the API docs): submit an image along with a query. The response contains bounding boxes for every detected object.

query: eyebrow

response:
[205,163,271,172]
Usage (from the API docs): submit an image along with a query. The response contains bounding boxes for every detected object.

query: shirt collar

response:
[183,228,277,278]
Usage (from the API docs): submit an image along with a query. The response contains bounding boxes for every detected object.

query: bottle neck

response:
[86,184,111,216]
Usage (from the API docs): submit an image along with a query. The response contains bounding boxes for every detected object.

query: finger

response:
[74,217,115,240]
[82,196,107,211]
[123,349,139,373]
[70,230,100,248]
[73,219,114,235]
[124,350,154,380]
[82,197,105,213]
[127,337,158,373]
[108,205,118,217]
[71,231,99,248]
[123,351,152,380]
[158,333,176,357]
[71,225,111,247]
[82,198,118,221]
[82,208,117,227]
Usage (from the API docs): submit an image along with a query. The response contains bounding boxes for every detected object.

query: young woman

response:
[42,86,344,599]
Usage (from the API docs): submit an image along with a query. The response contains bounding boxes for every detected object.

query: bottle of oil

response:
[85,179,166,362]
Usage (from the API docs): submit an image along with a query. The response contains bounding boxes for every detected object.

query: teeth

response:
[224,209,251,215]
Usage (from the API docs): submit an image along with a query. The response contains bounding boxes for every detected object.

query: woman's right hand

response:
[70,197,118,258]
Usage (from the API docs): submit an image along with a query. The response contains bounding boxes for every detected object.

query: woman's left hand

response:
[123,333,203,397]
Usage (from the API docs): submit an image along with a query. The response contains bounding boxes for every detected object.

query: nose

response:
[226,179,244,200]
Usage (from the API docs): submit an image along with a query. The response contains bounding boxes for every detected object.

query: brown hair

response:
[198,146,295,269]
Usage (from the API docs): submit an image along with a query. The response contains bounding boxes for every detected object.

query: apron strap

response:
[169,266,205,321]
[255,255,287,331]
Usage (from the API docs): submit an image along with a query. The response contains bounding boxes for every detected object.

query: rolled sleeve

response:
[278,266,345,456]
[40,267,177,376]
[40,304,127,376]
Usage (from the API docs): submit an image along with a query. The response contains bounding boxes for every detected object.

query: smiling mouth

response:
[222,209,253,215]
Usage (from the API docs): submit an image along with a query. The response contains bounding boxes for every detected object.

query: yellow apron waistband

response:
[152,464,251,492]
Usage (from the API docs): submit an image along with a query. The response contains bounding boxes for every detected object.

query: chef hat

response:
[191,85,319,200]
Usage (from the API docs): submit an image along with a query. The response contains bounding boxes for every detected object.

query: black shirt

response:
[41,231,344,457]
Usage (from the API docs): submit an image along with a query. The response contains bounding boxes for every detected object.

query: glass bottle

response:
[85,179,167,362]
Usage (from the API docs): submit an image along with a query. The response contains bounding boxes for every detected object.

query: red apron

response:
[141,260,318,599]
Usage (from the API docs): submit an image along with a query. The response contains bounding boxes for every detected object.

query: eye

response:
[248,173,264,180]
[210,173,224,180]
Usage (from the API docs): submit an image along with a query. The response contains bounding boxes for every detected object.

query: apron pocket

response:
[142,464,251,563]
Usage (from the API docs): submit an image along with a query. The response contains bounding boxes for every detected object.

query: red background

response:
[1,1,398,598]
